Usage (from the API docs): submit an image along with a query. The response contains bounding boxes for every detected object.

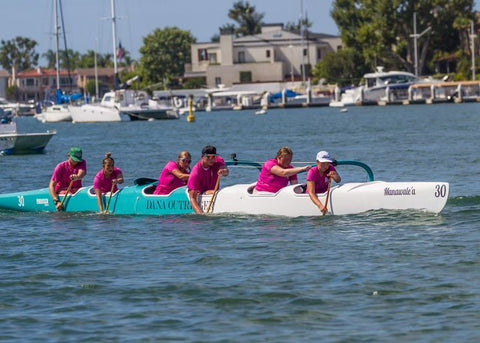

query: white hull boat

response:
[0,120,56,155]
[70,103,128,123]
[35,104,72,123]
[330,67,426,106]
[203,181,449,216]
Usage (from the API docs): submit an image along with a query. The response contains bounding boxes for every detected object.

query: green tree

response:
[284,17,312,34]
[43,49,56,68]
[331,0,475,79]
[0,37,39,75]
[43,49,80,70]
[78,51,115,69]
[228,1,264,37]
[139,27,196,89]
[312,48,368,87]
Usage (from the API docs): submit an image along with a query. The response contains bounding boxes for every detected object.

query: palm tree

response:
[228,1,264,37]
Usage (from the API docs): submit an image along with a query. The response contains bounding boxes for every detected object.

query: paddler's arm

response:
[271,165,310,178]
[113,172,124,185]
[70,168,86,181]
[95,188,104,213]
[307,180,326,214]
[49,179,63,211]
[327,170,341,183]
[172,169,189,181]
[218,166,229,177]
[188,189,204,214]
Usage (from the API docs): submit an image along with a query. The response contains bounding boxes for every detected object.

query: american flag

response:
[117,42,125,60]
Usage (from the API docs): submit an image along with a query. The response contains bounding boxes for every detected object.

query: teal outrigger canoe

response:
[0,182,194,215]
[0,159,449,216]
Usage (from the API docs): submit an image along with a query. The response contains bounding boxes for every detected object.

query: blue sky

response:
[0,0,337,63]
[1,0,479,65]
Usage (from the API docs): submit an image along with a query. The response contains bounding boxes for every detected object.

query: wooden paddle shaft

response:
[104,182,116,214]
[206,175,222,214]
[59,180,75,208]
[323,178,332,216]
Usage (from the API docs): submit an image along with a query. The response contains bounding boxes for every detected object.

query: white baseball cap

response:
[316,150,332,163]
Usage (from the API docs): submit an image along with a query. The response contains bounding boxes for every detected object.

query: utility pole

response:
[300,0,306,83]
[410,12,431,77]
[471,20,476,80]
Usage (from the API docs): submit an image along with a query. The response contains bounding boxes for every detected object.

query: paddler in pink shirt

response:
[306,150,341,215]
[187,145,229,214]
[154,151,191,195]
[94,152,124,213]
[49,147,87,211]
[254,147,311,193]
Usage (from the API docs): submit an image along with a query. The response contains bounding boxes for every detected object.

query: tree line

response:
[1,0,478,95]
[316,0,478,86]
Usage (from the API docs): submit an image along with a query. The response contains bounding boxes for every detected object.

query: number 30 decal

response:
[434,184,447,198]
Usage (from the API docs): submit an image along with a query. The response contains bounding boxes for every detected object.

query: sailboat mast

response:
[54,0,60,90]
[111,0,118,75]
[300,0,306,83]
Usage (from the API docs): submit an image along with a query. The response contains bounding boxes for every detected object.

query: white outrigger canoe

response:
[208,181,448,216]
[0,159,449,217]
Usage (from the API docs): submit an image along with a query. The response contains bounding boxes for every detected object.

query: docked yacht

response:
[69,92,128,123]
[330,67,421,106]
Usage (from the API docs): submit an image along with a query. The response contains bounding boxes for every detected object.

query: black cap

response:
[202,145,216,155]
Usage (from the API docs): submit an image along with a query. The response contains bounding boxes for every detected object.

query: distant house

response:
[12,68,80,102]
[75,67,117,98]
[184,24,342,88]
[10,66,132,102]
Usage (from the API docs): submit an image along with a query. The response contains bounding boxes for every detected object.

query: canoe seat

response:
[89,187,96,195]
[294,184,307,194]
[143,185,156,195]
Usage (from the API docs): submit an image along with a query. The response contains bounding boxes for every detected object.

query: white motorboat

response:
[115,90,179,121]
[0,98,35,116]
[69,96,128,123]
[0,113,56,155]
[330,67,423,106]
[35,103,72,123]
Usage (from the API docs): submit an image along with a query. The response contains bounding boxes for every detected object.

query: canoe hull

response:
[0,185,195,215]
[0,181,449,217]
[208,181,449,216]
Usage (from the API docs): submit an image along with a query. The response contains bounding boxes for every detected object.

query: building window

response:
[198,49,208,61]
[266,50,270,58]
[316,48,322,60]
[60,77,70,87]
[26,78,35,87]
[303,48,307,56]
[42,78,49,86]
[238,51,245,63]
[215,77,222,86]
[239,71,252,83]
[209,53,217,64]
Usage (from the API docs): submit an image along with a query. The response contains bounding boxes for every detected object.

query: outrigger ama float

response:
[0,158,449,217]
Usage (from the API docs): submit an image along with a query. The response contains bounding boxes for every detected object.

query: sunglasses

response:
[204,154,216,160]
[181,158,191,163]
